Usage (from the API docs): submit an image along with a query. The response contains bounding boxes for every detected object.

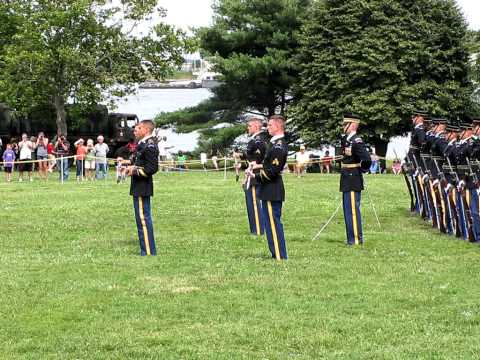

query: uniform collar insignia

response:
[251,131,263,139]
[270,134,284,143]
[139,134,154,144]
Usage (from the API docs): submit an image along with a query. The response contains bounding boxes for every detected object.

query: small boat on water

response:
[139,80,202,89]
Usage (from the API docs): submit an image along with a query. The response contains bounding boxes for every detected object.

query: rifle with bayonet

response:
[396,149,415,212]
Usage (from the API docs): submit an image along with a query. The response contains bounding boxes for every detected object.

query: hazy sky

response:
[160,0,480,31]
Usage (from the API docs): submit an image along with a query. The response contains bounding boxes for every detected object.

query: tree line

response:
[1,0,479,157]
[0,0,190,136]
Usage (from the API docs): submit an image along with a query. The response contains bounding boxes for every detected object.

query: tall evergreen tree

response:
[293,0,474,152]
[198,0,310,116]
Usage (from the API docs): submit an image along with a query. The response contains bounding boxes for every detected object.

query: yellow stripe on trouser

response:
[437,183,447,229]
[267,201,281,260]
[252,185,261,235]
[350,191,359,245]
[138,197,151,256]
[429,181,439,228]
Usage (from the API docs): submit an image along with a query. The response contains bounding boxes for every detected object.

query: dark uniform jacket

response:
[443,139,458,184]
[430,132,448,178]
[339,132,371,192]
[420,130,435,174]
[245,131,267,186]
[255,135,288,201]
[130,136,159,197]
[455,138,476,189]
[408,124,425,164]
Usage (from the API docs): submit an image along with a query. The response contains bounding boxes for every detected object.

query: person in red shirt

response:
[47,141,55,173]
[321,150,333,173]
[74,138,88,181]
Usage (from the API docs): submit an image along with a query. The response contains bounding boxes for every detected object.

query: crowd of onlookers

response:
[1,133,406,182]
[0,132,118,182]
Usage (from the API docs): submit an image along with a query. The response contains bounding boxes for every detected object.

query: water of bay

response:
[113,88,212,152]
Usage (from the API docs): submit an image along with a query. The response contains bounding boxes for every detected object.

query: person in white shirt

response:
[200,152,207,171]
[211,153,219,170]
[94,135,109,180]
[295,145,310,178]
[158,136,173,171]
[18,133,34,181]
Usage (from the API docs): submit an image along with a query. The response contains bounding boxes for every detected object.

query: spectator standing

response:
[30,136,37,174]
[369,154,379,174]
[211,153,219,170]
[200,152,207,171]
[321,150,333,173]
[18,133,33,182]
[85,139,96,181]
[74,138,87,181]
[233,148,242,182]
[295,145,310,178]
[177,151,187,171]
[55,135,70,181]
[36,132,49,180]
[94,135,109,180]
[3,143,15,182]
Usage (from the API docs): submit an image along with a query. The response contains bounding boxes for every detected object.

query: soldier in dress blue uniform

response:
[247,115,289,260]
[340,113,372,246]
[455,122,480,242]
[408,110,427,215]
[244,117,267,235]
[126,120,159,256]
[430,118,449,233]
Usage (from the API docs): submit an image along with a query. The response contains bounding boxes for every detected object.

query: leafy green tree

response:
[155,98,242,133]
[196,124,245,156]
[198,0,310,116]
[293,0,474,152]
[0,0,189,135]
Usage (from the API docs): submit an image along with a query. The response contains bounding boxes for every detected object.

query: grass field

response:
[1,172,480,359]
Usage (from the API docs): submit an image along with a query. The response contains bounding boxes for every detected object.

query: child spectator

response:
[392,159,402,175]
[321,151,333,173]
[233,148,242,182]
[3,143,15,182]
[115,157,128,183]
[47,141,56,173]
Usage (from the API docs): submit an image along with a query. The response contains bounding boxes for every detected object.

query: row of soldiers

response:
[405,110,480,243]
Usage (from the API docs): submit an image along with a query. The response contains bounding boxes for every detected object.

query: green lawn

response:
[1,172,479,359]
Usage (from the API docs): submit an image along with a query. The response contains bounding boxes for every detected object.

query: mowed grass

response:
[1,171,479,359]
